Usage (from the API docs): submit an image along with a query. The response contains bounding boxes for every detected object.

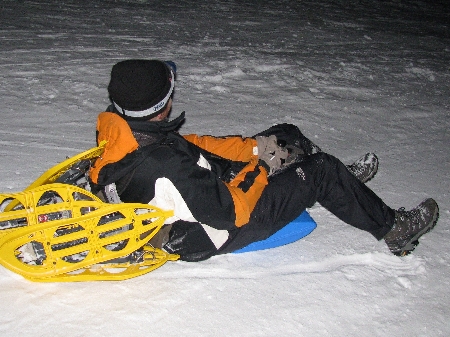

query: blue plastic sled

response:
[233,210,317,253]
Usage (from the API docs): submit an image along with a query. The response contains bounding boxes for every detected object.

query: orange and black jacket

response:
[90,111,269,232]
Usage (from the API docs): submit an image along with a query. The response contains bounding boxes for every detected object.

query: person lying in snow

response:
[88,59,439,261]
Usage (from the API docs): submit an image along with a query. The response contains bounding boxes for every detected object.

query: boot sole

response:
[391,204,439,256]
[360,153,379,183]
[347,153,379,183]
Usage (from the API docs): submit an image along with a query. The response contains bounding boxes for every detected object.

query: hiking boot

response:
[384,198,439,256]
[346,153,379,183]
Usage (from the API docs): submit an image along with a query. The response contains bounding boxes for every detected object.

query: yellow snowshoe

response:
[0,143,179,282]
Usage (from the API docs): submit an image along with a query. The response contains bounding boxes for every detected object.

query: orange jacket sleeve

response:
[90,112,139,184]
[183,134,257,162]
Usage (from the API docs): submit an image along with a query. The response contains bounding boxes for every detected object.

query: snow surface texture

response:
[1,0,449,336]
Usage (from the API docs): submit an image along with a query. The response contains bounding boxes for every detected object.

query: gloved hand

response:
[256,135,288,175]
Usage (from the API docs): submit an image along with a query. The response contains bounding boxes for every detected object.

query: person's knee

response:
[275,123,301,136]
[307,153,340,176]
[253,123,301,143]
[268,123,303,146]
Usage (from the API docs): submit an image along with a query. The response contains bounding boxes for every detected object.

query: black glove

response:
[256,135,288,175]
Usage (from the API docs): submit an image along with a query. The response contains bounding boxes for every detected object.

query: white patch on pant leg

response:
[199,223,230,249]
[149,177,229,249]
[196,153,212,170]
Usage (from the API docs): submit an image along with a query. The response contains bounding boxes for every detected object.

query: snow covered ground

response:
[0,0,449,336]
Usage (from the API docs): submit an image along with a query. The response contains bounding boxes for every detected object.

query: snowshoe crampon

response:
[0,183,178,282]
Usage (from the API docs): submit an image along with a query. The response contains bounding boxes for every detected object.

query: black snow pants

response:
[218,124,396,254]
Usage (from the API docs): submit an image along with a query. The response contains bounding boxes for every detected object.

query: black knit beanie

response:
[108,59,175,120]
